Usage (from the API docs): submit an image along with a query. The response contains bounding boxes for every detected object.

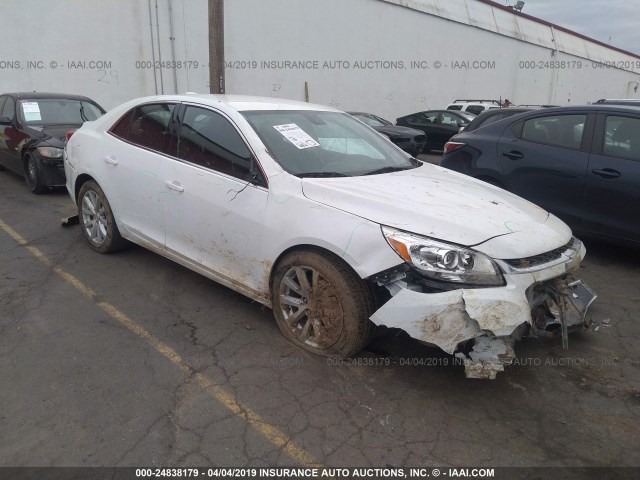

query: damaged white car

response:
[64,94,596,379]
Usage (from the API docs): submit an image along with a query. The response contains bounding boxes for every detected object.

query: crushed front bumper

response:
[369,237,597,379]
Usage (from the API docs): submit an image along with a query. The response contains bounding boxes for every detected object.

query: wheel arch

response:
[268,244,365,292]
[74,173,97,202]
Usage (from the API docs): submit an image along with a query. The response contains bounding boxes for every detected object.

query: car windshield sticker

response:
[273,123,320,149]
[22,102,42,122]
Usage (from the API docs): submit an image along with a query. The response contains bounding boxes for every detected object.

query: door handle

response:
[103,155,118,165]
[502,151,524,160]
[591,168,620,179]
[165,180,184,192]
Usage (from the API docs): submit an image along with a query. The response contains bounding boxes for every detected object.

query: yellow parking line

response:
[0,217,321,467]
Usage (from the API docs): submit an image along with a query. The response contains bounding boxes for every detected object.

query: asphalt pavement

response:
[1,167,638,474]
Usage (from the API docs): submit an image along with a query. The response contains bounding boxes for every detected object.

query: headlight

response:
[36,146,64,159]
[382,226,504,286]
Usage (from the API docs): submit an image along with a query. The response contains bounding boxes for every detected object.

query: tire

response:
[24,154,47,194]
[271,250,374,358]
[77,180,128,253]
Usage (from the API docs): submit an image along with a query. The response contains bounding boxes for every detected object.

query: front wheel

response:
[24,154,47,194]
[271,251,374,358]
[77,180,128,253]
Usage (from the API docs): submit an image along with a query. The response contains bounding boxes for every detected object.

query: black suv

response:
[0,92,105,193]
[441,105,640,246]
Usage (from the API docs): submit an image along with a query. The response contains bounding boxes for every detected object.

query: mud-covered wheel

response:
[24,154,47,194]
[271,250,374,358]
[77,180,128,253]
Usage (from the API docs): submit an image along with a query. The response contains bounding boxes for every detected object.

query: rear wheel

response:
[24,154,47,194]
[77,180,128,253]
[271,251,374,358]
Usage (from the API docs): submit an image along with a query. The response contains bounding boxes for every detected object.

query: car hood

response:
[25,124,82,147]
[374,125,425,137]
[301,163,572,259]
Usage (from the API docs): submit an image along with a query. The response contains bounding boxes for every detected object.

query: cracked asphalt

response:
[0,165,639,472]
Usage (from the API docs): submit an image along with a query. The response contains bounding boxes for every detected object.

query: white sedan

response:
[64,94,596,379]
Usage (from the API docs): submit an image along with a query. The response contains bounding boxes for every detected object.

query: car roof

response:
[402,110,468,116]
[6,92,98,101]
[528,104,640,113]
[131,94,339,113]
[473,108,532,117]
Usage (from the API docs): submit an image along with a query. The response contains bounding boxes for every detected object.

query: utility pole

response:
[209,0,225,94]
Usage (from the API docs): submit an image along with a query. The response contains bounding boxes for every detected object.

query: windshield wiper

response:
[361,165,414,176]
[299,171,349,178]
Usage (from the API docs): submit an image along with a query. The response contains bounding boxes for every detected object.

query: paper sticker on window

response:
[274,123,320,149]
[22,102,42,122]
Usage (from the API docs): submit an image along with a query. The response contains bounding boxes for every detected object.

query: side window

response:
[466,105,485,115]
[177,106,252,180]
[441,113,462,126]
[447,105,462,111]
[603,116,640,160]
[412,113,438,125]
[110,110,134,139]
[128,103,175,153]
[521,114,586,150]
[1,97,15,120]
[0,97,7,118]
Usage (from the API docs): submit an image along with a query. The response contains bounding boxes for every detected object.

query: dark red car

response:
[0,92,105,193]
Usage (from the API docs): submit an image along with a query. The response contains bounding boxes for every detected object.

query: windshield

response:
[242,110,418,177]
[19,99,104,125]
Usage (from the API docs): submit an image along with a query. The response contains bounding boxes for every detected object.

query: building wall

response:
[2,0,639,118]
[224,0,640,120]
[0,0,209,110]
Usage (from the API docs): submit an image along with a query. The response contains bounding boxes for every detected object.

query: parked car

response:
[441,105,640,246]
[0,92,105,193]
[396,110,476,152]
[65,94,596,379]
[461,107,533,133]
[446,99,502,115]
[347,112,426,156]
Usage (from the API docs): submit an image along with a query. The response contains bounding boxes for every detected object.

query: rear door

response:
[496,112,593,229]
[582,113,640,242]
[101,102,177,246]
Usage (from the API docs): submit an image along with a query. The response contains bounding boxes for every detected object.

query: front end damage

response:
[369,237,597,379]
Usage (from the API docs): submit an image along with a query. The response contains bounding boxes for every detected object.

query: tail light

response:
[443,141,466,154]
[66,130,76,142]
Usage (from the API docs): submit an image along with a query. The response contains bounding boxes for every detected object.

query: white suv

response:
[446,99,502,115]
